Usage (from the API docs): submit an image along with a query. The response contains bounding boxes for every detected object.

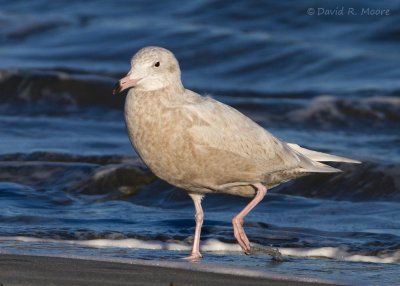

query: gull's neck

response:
[130,82,186,101]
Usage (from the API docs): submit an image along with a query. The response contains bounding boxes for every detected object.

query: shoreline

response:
[0,253,350,286]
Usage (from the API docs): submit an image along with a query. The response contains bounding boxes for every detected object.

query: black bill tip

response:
[113,82,122,95]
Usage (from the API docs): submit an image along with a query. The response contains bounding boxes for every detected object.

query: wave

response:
[287,95,400,126]
[0,151,398,202]
[277,161,400,201]
[0,11,70,40]
[1,70,400,127]
[1,1,400,99]
[1,236,398,264]
[0,69,121,114]
[0,152,157,201]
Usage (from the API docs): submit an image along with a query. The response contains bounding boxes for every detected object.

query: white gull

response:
[113,46,360,261]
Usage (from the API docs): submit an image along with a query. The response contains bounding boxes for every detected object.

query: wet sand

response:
[0,254,346,286]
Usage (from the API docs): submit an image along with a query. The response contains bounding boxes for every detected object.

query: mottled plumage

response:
[114,46,360,260]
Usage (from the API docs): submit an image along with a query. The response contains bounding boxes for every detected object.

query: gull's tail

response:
[288,143,361,164]
[287,143,361,174]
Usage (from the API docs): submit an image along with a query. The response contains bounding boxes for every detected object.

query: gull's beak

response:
[113,75,139,95]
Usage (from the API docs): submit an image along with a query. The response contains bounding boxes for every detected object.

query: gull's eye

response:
[154,61,160,67]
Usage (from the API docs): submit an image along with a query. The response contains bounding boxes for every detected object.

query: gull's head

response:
[113,46,182,94]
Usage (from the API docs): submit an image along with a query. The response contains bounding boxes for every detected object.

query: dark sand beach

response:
[0,254,346,286]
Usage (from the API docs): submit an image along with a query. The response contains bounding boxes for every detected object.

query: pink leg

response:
[183,193,204,261]
[232,183,267,254]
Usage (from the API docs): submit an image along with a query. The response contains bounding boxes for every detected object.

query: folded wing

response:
[183,95,344,177]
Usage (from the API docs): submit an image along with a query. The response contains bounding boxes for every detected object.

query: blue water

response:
[0,0,400,285]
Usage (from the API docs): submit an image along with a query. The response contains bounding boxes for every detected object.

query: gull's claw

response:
[233,217,251,254]
[182,252,202,262]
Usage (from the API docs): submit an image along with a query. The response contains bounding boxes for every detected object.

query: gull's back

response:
[126,88,340,197]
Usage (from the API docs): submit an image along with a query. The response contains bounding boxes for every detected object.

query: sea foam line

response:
[1,236,399,264]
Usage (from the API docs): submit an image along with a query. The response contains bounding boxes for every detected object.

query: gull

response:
[113,46,360,261]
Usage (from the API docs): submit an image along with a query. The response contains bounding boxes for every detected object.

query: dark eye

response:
[154,61,160,67]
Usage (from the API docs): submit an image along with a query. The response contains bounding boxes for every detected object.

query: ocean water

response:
[0,0,399,285]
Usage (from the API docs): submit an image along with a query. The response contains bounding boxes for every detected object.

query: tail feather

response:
[288,143,361,164]
[298,157,343,173]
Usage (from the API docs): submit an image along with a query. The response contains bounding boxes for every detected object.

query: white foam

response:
[202,238,242,252]
[1,236,399,264]
[0,236,190,251]
[279,247,400,264]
